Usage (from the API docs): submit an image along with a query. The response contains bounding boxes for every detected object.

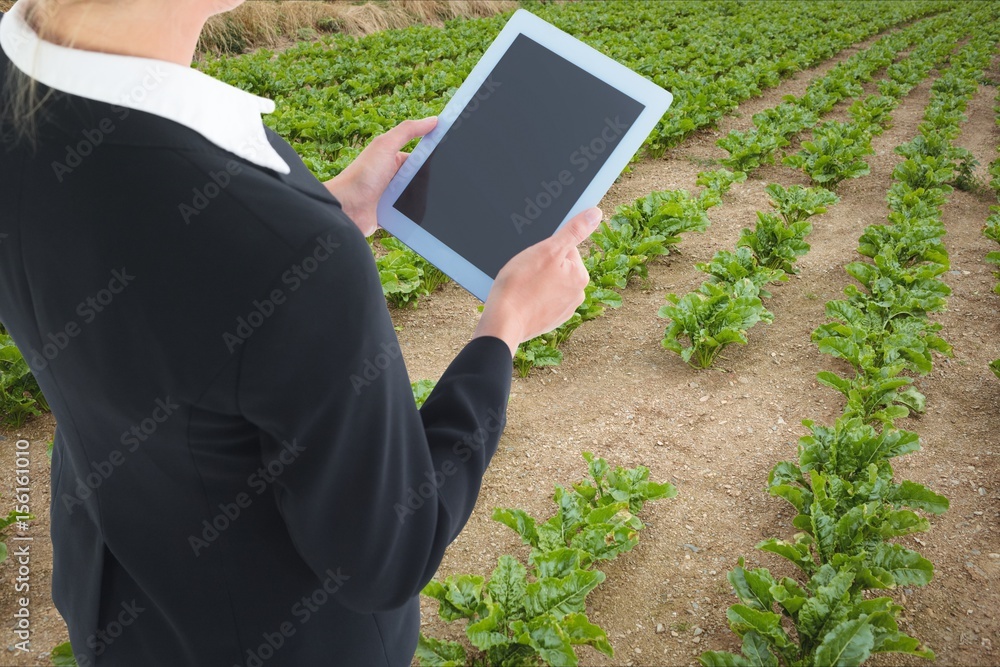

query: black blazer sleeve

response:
[235,226,513,613]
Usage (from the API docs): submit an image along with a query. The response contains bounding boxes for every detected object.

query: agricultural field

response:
[1,1,999,665]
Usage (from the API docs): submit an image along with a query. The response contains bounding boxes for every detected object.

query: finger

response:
[378,117,438,152]
[551,208,603,248]
[395,151,409,169]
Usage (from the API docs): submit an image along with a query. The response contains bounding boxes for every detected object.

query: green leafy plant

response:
[418,454,675,667]
[696,247,786,299]
[378,237,449,308]
[766,418,947,576]
[857,214,948,269]
[812,298,952,377]
[737,212,812,274]
[701,559,934,667]
[702,416,947,667]
[418,552,611,667]
[783,121,874,187]
[411,379,436,408]
[375,245,424,308]
[765,184,839,225]
[718,128,787,172]
[696,168,747,199]
[0,510,31,564]
[816,365,925,427]
[0,333,49,427]
[514,339,563,379]
[986,208,1000,295]
[494,452,676,563]
[659,279,774,369]
[50,643,77,667]
[753,103,819,139]
[847,95,898,132]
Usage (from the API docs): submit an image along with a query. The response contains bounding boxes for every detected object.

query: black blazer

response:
[0,18,512,666]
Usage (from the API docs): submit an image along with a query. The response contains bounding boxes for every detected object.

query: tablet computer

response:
[375,9,673,302]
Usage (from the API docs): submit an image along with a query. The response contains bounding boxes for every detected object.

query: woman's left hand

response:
[324,117,438,236]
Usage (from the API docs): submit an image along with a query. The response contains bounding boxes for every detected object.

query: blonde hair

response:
[3,0,87,146]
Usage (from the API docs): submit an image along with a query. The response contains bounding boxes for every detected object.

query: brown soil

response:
[2,23,999,667]
[401,53,1000,667]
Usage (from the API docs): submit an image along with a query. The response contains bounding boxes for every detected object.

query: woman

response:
[0,0,600,664]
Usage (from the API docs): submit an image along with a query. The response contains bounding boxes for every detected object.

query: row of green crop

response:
[655,12,972,370]
[416,453,675,666]
[658,184,837,368]
[782,11,975,189]
[988,80,1000,379]
[512,180,724,376]
[200,1,947,177]
[197,1,949,311]
[718,9,949,175]
[701,24,999,667]
[510,4,982,377]
[0,324,48,427]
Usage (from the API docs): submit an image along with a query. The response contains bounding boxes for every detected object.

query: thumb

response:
[551,207,603,248]
[379,116,438,152]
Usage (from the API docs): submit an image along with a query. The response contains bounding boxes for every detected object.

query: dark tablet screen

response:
[392,34,646,279]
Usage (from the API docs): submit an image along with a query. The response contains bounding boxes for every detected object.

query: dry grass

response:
[0,1,516,53]
[202,0,517,54]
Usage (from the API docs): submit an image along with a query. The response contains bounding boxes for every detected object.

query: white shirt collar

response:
[0,0,291,174]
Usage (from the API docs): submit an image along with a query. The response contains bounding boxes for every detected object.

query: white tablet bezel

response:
[375,8,673,302]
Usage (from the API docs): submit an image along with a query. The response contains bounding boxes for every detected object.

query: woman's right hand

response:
[472,207,604,358]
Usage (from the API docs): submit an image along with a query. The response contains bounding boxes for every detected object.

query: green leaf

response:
[757,537,815,574]
[873,631,934,659]
[726,605,792,650]
[493,508,539,548]
[797,567,854,643]
[487,555,527,618]
[524,569,605,619]
[872,542,934,587]
[817,371,852,395]
[728,566,776,611]
[814,618,875,666]
[511,614,578,667]
[531,548,589,580]
[422,580,475,623]
[742,631,780,667]
[771,578,809,616]
[562,612,614,657]
[700,651,752,667]
[414,634,467,667]
[49,642,78,667]
[888,480,949,514]
[466,602,509,652]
